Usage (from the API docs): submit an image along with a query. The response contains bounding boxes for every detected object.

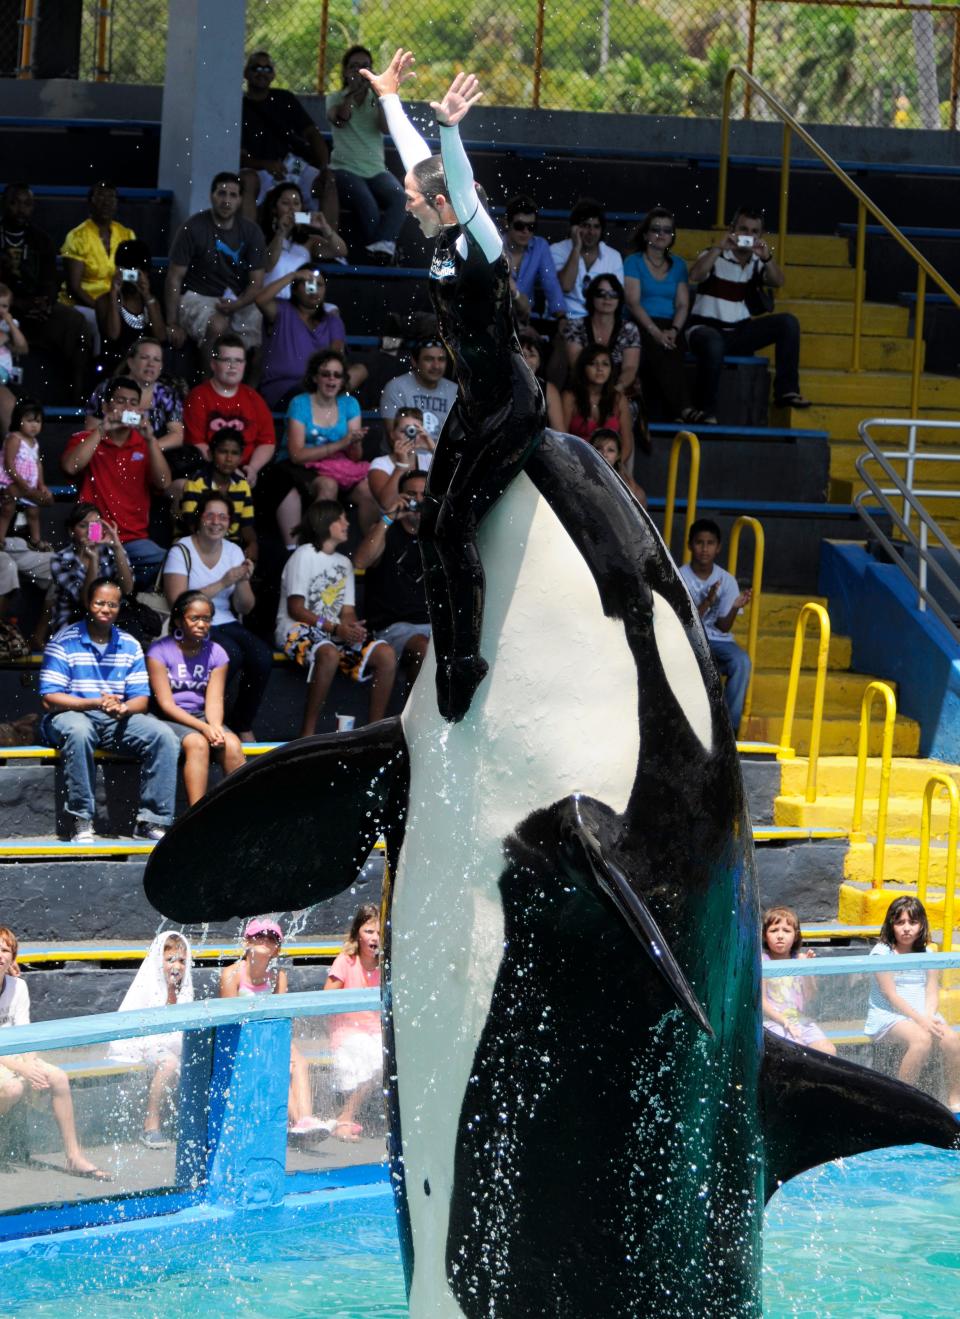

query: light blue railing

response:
[0,988,382,1242]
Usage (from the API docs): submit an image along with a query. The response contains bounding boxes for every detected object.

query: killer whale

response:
[144,430,959,1317]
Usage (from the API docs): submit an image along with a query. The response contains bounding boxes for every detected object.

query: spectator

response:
[180,432,258,560]
[109,931,195,1149]
[0,280,29,433]
[326,45,407,265]
[62,375,173,589]
[165,174,266,366]
[162,491,271,742]
[502,195,567,324]
[0,923,111,1178]
[589,427,646,506]
[257,265,348,409]
[323,904,383,1142]
[94,238,166,374]
[354,468,431,687]
[240,50,336,221]
[0,534,53,650]
[84,337,189,475]
[686,206,809,423]
[282,348,377,532]
[678,518,752,736]
[38,577,178,841]
[182,334,276,486]
[0,183,92,402]
[0,398,53,550]
[550,198,624,321]
[147,590,245,804]
[219,918,331,1137]
[517,330,564,430]
[59,182,136,353]
[367,407,435,510]
[623,208,699,424]
[50,503,134,635]
[562,274,640,397]
[561,345,634,465]
[259,183,346,292]
[275,500,395,738]
[378,340,457,441]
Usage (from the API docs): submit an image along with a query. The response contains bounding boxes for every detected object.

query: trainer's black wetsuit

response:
[380,94,545,721]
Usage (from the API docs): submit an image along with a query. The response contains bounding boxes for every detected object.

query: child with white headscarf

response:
[110,931,194,1148]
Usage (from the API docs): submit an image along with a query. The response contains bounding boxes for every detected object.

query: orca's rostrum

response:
[144,431,959,1318]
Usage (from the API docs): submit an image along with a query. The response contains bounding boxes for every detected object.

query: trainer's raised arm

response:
[432,73,500,259]
[431,71,483,129]
[360,48,431,171]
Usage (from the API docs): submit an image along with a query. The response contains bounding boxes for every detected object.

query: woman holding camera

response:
[256,264,349,409]
[95,239,167,374]
[258,182,347,292]
[368,406,435,511]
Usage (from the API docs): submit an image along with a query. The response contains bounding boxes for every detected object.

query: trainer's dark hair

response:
[411,155,448,209]
[210,171,242,194]
[506,194,538,223]
[687,518,723,546]
[103,375,142,403]
[570,196,605,227]
[300,500,345,549]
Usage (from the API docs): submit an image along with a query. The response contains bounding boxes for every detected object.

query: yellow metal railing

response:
[717,66,960,414]
[917,773,959,953]
[16,0,37,77]
[849,681,897,888]
[777,602,830,802]
[662,430,700,565]
[726,515,764,723]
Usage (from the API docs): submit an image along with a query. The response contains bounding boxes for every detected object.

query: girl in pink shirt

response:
[324,902,382,1141]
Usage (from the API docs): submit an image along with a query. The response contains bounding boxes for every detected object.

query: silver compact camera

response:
[736,235,755,249]
[120,409,141,426]
[120,267,140,283]
[303,279,320,294]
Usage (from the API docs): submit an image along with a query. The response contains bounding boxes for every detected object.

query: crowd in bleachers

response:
[0,41,805,838]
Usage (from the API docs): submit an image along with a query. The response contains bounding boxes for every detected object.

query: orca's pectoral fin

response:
[565,795,713,1036]
[143,718,409,922]
[761,1030,960,1201]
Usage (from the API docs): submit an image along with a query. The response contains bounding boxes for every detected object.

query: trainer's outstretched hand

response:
[432,72,483,127]
[359,48,416,98]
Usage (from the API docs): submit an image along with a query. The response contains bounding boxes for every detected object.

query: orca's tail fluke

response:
[143,718,409,922]
[761,1030,960,1202]
[568,795,714,1037]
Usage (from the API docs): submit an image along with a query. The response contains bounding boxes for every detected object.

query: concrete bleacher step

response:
[790,404,960,444]
[676,231,851,268]
[740,631,853,669]
[775,793,957,835]
[781,756,960,797]
[758,333,919,373]
[773,267,858,300]
[844,838,957,886]
[748,669,902,718]
[776,298,910,336]
[838,877,960,936]
[741,713,920,757]
[789,368,960,409]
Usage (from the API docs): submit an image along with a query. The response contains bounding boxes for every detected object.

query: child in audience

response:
[147,590,245,805]
[590,427,646,506]
[678,518,752,736]
[368,407,435,510]
[0,923,110,1179]
[219,918,331,1136]
[323,903,382,1142]
[0,283,29,435]
[110,931,194,1148]
[0,398,53,549]
[865,896,960,1108]
[561,345,634,459]
[275,500,395,737]
[179,431,258,560]
[761,906,836,1055]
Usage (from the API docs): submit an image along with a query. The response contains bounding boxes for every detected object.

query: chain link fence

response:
[8,0,960,129]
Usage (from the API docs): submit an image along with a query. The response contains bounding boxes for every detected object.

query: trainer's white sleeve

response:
[379,93,431,171]
[438,124,502,263]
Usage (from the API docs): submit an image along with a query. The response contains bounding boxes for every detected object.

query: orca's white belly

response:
[390,471,640,1313]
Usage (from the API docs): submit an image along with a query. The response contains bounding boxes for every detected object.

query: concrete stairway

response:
[734,591,920,755]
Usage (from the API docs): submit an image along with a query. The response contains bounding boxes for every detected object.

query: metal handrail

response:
[849,681,897,888]
[662,430,701,564]
[727,515,764,723]
[718,67,960,412]
[778,602,830,802]
[855,418,960,649]
[918,774,959,953]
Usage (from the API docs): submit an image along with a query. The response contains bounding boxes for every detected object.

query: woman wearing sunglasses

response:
[623,207,700,425]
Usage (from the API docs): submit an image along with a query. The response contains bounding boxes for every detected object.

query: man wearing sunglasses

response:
[502,195,566,324]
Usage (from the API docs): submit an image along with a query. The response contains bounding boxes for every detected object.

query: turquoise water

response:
[4,1146,959,1316]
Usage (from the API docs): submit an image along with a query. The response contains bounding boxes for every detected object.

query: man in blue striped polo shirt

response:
[38,578,179,844]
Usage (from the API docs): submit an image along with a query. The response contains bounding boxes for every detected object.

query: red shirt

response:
[182,380,276,467]
[64,428,155,542]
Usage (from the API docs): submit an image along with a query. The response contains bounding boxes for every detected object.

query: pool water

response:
[3,1146,958,1317]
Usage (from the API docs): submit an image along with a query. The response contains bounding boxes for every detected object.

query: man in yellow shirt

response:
[59,181,136,351]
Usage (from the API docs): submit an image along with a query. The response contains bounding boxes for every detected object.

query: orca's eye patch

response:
[651,591,713,752]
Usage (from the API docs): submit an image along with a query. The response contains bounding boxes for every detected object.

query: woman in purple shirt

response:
[146,591,245,804]
[256,264,349,408]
